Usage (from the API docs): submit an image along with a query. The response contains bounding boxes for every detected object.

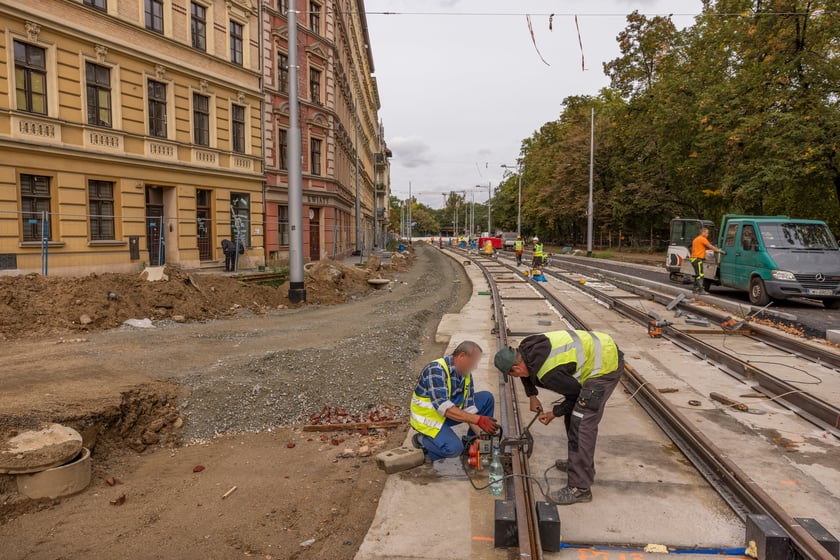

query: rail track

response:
[453,247,838,560]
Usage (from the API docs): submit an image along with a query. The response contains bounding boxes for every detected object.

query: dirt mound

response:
[0,257,401,340]
[278,259,387,305]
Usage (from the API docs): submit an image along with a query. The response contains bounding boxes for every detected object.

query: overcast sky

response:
[364,0,702,208]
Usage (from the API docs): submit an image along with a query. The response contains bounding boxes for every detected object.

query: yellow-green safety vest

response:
[514,240,524,251]
[535,330,619,385]
[410,358,471,438]
[534,243,544,257]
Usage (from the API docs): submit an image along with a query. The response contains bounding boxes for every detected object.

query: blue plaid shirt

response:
[413,355,477,416]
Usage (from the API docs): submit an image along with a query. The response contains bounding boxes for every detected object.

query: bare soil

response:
[0,245,469,560]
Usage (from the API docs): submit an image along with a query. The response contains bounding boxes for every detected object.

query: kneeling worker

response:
[494,330,624,505]
[410,341,499,460]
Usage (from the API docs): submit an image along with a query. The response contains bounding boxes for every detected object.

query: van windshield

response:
[758,222,839,250]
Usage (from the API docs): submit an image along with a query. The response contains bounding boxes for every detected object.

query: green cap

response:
[494,347,517,382]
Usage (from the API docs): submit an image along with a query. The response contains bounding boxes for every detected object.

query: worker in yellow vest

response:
[514,235,524,266]
[532,237,545,269]
[410,341,498,461]
[494,330,624,505]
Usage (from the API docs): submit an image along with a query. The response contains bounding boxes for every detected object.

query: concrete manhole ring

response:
[16,447,92,500]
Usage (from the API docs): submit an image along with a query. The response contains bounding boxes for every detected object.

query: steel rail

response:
[466,253,543,559]
[542,255,840,369]
[539,266,840,438]
[487,254,836,560]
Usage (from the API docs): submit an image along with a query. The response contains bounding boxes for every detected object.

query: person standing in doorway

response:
[221,238,235,272]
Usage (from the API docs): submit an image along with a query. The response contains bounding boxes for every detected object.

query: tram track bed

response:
[467,248,839,559]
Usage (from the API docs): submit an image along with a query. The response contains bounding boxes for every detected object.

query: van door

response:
[718,223,740,288]
[733,223,761,290]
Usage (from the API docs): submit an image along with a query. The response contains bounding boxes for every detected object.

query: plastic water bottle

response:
[489,444,503,496]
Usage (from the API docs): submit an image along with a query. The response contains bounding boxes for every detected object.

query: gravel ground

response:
[176,245,469,441]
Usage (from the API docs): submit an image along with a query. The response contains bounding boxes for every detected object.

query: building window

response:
[85,62,112,127]
[230,193,250,248]
[278,205,289,246]
[309,2,321,32]
[145,0,164,33]
[310,138,322,175]
[278,128,288,169]
[309,68,321,104]
[84,0,107,11]
[193,93,210,146]
[191,3,207,50]
[230,20,243,65]
[277,0,288,14]
[20,174,51,242]
[89,180,115,241]
[231,104,246,153]
[13,41,47,115]
[148,80,167,138]
[278,53,289,93]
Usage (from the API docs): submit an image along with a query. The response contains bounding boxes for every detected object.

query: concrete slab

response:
[827,329,840,345]
[539,279,840,538]
[0,424,83,474]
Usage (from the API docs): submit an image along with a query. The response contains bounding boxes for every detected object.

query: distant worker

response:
[690,227,725,294]
[514,235,524,266]
[410,341,498,461]
[221,238,236,272]
[494,330,624,505]
[532,237,545,269]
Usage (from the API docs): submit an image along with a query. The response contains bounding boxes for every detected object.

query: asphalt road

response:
[504,249,839,338]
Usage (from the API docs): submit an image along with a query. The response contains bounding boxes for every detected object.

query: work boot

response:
[549,486,592,505]
[411,433,426,454]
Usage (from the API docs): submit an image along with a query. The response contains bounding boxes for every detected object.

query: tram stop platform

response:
[355,250,749,560]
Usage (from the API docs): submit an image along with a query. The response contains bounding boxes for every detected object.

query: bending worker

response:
[690,227,724,294]
[410,341,499,461]
[494,330,624,505]
[514,235,524,266]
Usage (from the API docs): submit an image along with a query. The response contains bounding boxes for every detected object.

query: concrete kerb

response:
[355,248,504,560]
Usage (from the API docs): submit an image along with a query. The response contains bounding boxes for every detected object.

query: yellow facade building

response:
[0,0,265,275]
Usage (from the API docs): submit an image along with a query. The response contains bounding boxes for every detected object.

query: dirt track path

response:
[0,245,471,560]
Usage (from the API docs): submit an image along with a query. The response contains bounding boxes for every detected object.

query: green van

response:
[702,215,840,308]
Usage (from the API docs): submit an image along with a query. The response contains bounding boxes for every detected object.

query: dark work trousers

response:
[690,257,704,291]
[564,361,624,489]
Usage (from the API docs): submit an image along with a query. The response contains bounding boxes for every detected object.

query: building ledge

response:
[88,240,128,247]
[19,241,66,249]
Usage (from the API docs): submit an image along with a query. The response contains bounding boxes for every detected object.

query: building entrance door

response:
[309,209,320,261]
[196,189,212,261]
[145,186,164,266]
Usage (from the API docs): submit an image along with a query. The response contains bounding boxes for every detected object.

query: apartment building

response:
[262,0,390,262]
[0,0,265,275]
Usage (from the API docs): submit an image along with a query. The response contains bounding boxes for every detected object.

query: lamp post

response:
[286,0,305,303]
[587,107,595,257]
[475,183,491,236]
[501,162,522,236]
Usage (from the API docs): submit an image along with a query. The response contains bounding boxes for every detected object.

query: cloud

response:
[389,136,432,168]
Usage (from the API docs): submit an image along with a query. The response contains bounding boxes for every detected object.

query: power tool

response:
[647,312,672,338]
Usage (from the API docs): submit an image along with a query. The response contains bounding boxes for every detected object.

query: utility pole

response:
[408,181,412,243]
[587,106,595,257]
[517,164,522,236]
[287,0,305,303]
[487,181,492,235]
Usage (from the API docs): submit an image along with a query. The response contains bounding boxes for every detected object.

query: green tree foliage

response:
[495,1,840,247]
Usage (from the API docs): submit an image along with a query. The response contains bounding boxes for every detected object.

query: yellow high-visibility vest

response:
[534,243,544,257]
[535,330,619,384]
[410,358,472,438]
[514,240,523,251]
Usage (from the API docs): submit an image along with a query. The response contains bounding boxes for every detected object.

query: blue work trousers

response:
[419,390,495,461]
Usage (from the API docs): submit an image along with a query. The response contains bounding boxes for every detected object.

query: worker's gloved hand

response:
[720,250,727,255]
[477,416,500,435]
[529,396,543,413]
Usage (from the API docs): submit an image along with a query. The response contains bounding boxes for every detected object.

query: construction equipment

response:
[647,312,673,338]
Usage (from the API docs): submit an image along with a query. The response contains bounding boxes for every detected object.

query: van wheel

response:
[749,276,770,306]
[824,299,840,310]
